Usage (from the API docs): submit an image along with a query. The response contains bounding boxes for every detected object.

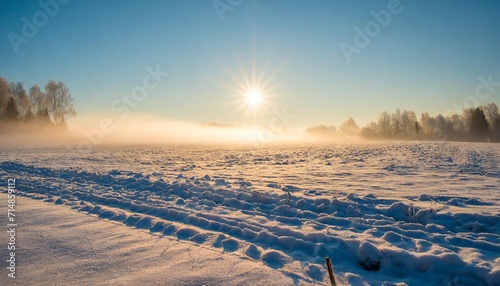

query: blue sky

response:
[1,0,499,128]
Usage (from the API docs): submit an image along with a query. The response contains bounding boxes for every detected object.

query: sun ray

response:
[203,50,289,123]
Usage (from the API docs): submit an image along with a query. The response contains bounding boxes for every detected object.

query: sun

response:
[216,57,284,118]
[246,90,262,108]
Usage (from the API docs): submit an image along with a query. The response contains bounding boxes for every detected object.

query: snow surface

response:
[0,195,293,285]
[0,141,499,285]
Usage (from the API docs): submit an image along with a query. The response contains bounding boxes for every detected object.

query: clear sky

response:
[1,0,500,129]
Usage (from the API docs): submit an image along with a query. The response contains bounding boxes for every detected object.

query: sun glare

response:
[246,91,262,108]
[219,59,283,118]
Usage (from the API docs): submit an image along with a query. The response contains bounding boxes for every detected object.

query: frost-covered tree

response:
[10,82,30,119]
[45,80,76,125]
[491,116,500,141]
[29,84,47,115]
[419,112,434,137]
[377,111,391,136]
[464,107,489,137]
[400,110,418,136]
[480,103,499,129]
[339,117,359,137]
[360,122,378,138]
[0,77,10,114]
[3,97,19,122]
[390,109,402,136]
[417,113,446,139]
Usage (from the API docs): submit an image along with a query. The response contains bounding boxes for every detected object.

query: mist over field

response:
[68,114,306,146]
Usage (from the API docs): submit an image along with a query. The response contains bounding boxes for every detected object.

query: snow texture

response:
[0,142,499,285]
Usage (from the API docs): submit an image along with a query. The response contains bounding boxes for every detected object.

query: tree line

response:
[0,77,76,132]
[307,102,500,142]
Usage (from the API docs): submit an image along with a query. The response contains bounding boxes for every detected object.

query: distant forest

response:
[0,77,76,133]
[308,103,500,143]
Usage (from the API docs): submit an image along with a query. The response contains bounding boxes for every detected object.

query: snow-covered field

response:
[1,142,499,285]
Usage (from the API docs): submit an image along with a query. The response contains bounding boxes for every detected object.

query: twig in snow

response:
[325,257,337,286]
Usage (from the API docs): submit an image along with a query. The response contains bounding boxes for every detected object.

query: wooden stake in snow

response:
[325,257,337,286]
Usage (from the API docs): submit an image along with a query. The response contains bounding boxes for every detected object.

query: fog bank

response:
[65,114,310,148]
